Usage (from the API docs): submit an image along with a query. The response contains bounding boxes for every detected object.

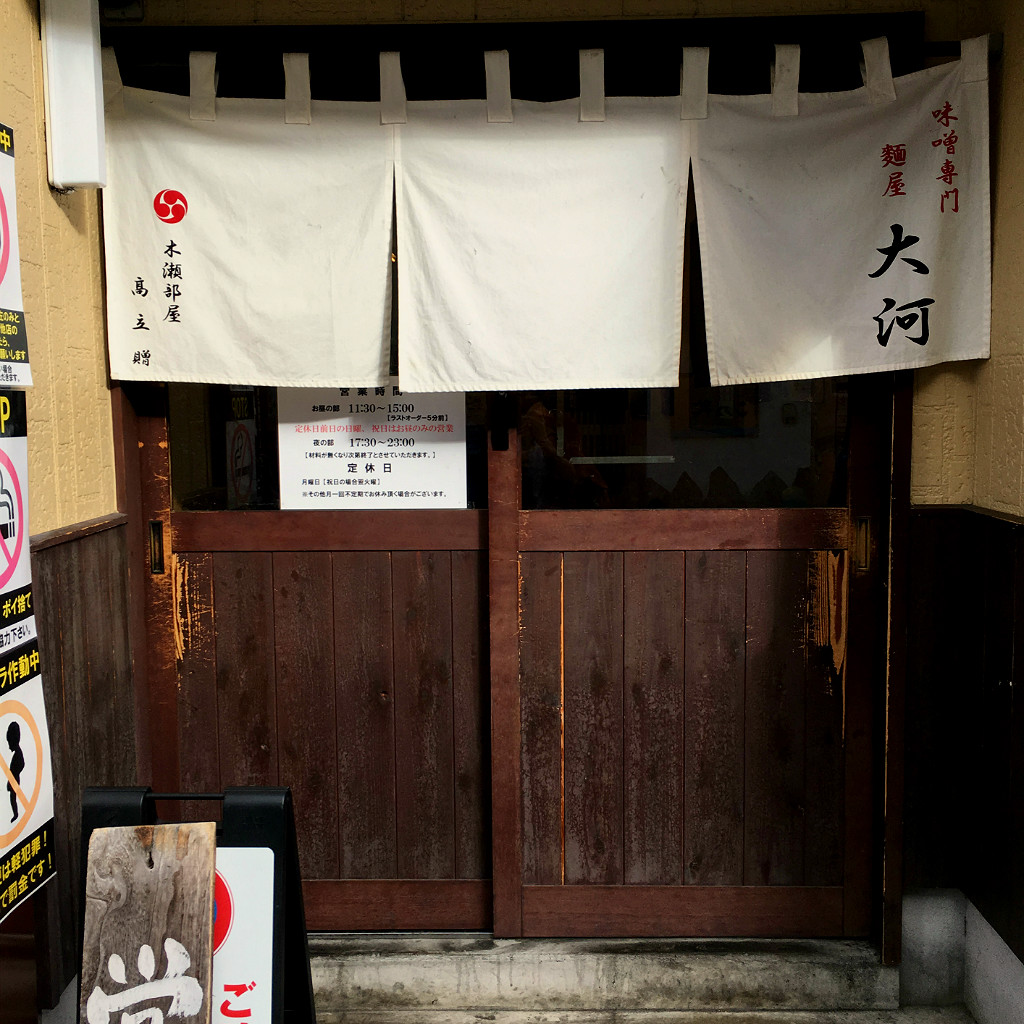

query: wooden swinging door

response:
[488,374,898,938]
[128,369,899,940]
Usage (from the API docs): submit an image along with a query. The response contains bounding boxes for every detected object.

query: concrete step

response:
[309,935,902,1016]
[313,1011,976,1024]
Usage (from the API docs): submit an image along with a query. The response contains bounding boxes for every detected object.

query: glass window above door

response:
[518,378,849,511]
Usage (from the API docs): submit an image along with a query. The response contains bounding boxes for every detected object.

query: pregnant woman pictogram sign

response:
[0,698,42,848]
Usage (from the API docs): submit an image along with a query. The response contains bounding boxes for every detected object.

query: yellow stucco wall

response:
[970,0,1024,514]
[1,0,1017,525]
[1,0,118,535]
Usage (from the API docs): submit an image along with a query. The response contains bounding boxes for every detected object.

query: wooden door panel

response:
[452,550,490,879]
[805,551,846,887]
[563,551,624,886]
[521,884,844,938]
[334,550,397,878]
[175,552,218,820]
[520,550,562,887]
[215,552,277,788]
[683,550,745,886]
[393,551,456,879]
[171,530,492,930]
[744,550,809,886]
[516,527,853,937]
[275,551,340,878]
[623,551,685,886]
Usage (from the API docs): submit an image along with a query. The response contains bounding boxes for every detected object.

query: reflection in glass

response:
[519,378,848,511]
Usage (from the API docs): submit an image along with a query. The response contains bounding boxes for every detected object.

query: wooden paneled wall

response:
[520,548,845,891]
[173,548,491,886]
[30,517,136,1006]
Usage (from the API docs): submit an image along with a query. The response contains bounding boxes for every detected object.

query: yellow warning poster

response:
[0,389,54,922]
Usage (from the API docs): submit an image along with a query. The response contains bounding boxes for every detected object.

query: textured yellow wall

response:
[1,0,118,536]
[970,0,1024,514]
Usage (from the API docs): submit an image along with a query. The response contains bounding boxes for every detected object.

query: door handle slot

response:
[149,520,165,575]
[854,516,871,573]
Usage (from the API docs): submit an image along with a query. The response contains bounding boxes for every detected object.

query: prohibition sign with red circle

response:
[0,698,43,849]
[213,868,235,954]
[0,184,11,288]
[0,449,23,591]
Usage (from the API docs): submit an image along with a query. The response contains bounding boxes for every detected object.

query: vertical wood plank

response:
[274,552,339,878]
[334,551,397,879]
[745,550,808,886]
[563,551,623,886]
[880,371,912,958]
[451,549,490,880]
[80,532,138,790]
[804,550,846,886]
[31,543,77,994]
[213,552,277,787]
[136,397,178,793]
[845,372,902,948]
[488,438,523,935]
[393,551,455,879]
[624,551,684,885]
[53,539,92,890]
[520,551,563,886]
[32,526,137,1005]
[112,388,154,792]
[684,550,746,885]
[174,553,219,812]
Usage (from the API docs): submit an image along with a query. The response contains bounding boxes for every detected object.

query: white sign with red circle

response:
[212,847,274,1024]
[0,678,54,858]
[0,428,29,595]
[0,122,31,387]
[0,127,23,314]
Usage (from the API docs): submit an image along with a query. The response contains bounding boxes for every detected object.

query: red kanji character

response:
[880,143,907,167]
[883,171,907,197]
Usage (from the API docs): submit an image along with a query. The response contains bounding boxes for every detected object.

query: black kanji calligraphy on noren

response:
[869,224,931,278]
[873,296,936,347]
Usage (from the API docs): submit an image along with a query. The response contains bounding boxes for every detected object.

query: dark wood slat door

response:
[171,544,494,930]
[514,542,853,937]
[134,390,494,932]
[134,370,895,939]
[494,374,894,938]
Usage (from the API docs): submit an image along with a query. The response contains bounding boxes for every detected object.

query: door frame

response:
[486,372,910,957]
[117,371,909,955]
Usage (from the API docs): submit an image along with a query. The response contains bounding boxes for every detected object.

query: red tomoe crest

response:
[153,189,188,224]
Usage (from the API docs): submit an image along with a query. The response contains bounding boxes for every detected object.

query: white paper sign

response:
[278,379,467,510]
[0,122,31,387]
[212,847,274,1024]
